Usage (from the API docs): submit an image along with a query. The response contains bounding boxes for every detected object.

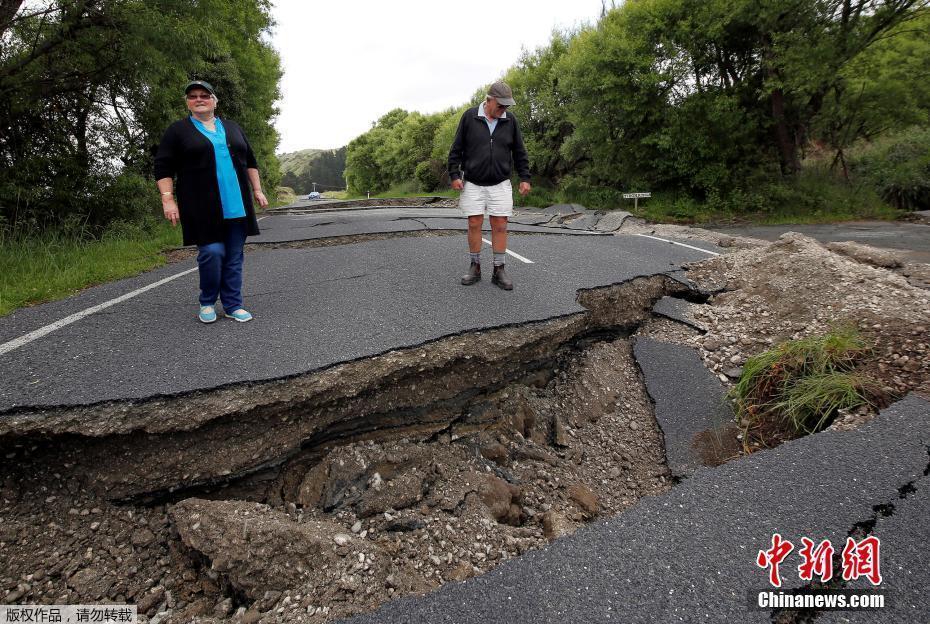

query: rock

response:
[702,338,722,351]
[136,586,165,615]
[169,498,385,600]
[67,567,112,600]
[383,518,425,532]
[0,520,20,542]
[351,521,362,533]
[240,608,262,624]
[213,597,233,618]
[723,367,743,379]
[551,414,571,447]
[567,484,599,516]
[4,589,24,602]
[296,454,367,511]
[355,471,425,518]
[826,241,902,269]
[131,528,155,548]
[513,446,558,466]
[446,561,474,582]
[479,442,509,466]
[541,511,573,540]
[477,474,523,526]
[333,533,351,546]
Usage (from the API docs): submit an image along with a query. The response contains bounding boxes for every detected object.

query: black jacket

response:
[448,105,531,186]
[153,117,261,246]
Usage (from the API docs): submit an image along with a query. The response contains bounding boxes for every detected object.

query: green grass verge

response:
[0,221,183,317]
[518,167,902,225]
[730,326,884,444]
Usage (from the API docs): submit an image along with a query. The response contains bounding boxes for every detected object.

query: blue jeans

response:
[197,219,247,312]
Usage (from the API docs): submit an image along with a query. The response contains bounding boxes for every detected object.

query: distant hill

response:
[278,147,347,194]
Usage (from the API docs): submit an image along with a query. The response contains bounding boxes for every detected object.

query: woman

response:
[154,80,269,324]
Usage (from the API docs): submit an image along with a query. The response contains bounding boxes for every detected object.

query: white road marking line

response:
[481,238,535,264]
[0,267,198,357]
[635,233,720,256]
[257,216,268,222]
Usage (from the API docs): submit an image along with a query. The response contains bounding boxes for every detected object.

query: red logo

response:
[757,535,882,587]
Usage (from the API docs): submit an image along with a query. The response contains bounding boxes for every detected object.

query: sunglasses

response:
[186,93,213,100]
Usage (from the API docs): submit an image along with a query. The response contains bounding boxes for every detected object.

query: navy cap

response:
[184,80,215,95]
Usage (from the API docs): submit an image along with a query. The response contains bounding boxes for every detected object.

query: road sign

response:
[623,192,651,210]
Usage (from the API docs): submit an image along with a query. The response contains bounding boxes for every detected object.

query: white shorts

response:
[459,179,513,217]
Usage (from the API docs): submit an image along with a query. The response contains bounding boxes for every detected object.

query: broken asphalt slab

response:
[250,209,609,244]
[633,337,732,478]
[651,296,708,331]
[342,394,930,624]
[0,233,716,412]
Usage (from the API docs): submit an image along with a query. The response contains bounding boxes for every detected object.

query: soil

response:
[2,225,929,624]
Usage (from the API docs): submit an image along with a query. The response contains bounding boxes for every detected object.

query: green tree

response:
[0,0,282,231]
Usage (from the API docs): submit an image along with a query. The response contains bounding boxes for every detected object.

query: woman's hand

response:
[254,190,268,208]
[162,198,179,226]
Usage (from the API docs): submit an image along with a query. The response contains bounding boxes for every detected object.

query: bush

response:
[414,160,440,192]
[848,126,930,211]
[730,327,884,445]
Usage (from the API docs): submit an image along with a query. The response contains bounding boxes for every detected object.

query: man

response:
[448,81,531,290]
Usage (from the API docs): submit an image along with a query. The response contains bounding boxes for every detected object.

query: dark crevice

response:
[770,452,930,623]
[2,275,686,506]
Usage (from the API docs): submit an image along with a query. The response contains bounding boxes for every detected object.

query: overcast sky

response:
[271,1,605,153]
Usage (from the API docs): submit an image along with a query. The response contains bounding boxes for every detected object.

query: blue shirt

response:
[478,101,507,136]
[190,117,246,219]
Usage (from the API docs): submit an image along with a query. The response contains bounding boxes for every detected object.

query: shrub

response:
[848,126,930,211]
[730,326,884,444]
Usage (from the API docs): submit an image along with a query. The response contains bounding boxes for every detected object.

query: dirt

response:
[2,226,929,623]
[0,337,669,623]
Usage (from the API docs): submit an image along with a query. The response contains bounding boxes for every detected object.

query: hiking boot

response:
[492,264,513,290]
[460,261,481,285]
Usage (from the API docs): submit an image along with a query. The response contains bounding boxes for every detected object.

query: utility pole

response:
[312,182,317,192]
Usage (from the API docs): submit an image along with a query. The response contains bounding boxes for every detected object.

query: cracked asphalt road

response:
[343,394,930,624]
[3,204,927,624]
[249,208,611,243]
[0,211,712,411]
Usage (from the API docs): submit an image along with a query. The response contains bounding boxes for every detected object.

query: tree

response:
[0,0,282,231]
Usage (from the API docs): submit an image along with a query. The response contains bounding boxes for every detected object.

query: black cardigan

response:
[154,117,261,246]
[447,106,531,186]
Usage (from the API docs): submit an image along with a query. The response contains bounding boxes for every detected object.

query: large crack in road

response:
[0,274,701,622]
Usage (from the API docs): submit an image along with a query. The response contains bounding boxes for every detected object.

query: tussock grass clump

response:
[731,327,884,446]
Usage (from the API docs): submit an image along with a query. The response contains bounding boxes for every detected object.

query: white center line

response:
[481,238,535,264]
[0,267,198,357]
[635,233,720,256]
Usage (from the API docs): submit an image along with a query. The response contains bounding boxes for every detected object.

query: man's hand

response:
[254,190,269,208]
[519,181,531,196]
[162,198,179,226]
[451,179,464,191]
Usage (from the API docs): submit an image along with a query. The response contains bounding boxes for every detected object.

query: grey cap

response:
[185,80,215,95]
[487,81,515,106]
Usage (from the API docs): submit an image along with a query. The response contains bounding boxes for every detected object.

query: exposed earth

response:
[1,210,928,623]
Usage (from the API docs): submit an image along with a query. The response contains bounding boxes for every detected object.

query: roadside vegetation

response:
[0,220,182,317]
[730,327,886,450]
[344,2,930,222]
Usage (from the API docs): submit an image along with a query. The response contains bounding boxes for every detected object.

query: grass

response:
[0,220,183,317]
[515,164,902,225]
[730,326,884,448]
